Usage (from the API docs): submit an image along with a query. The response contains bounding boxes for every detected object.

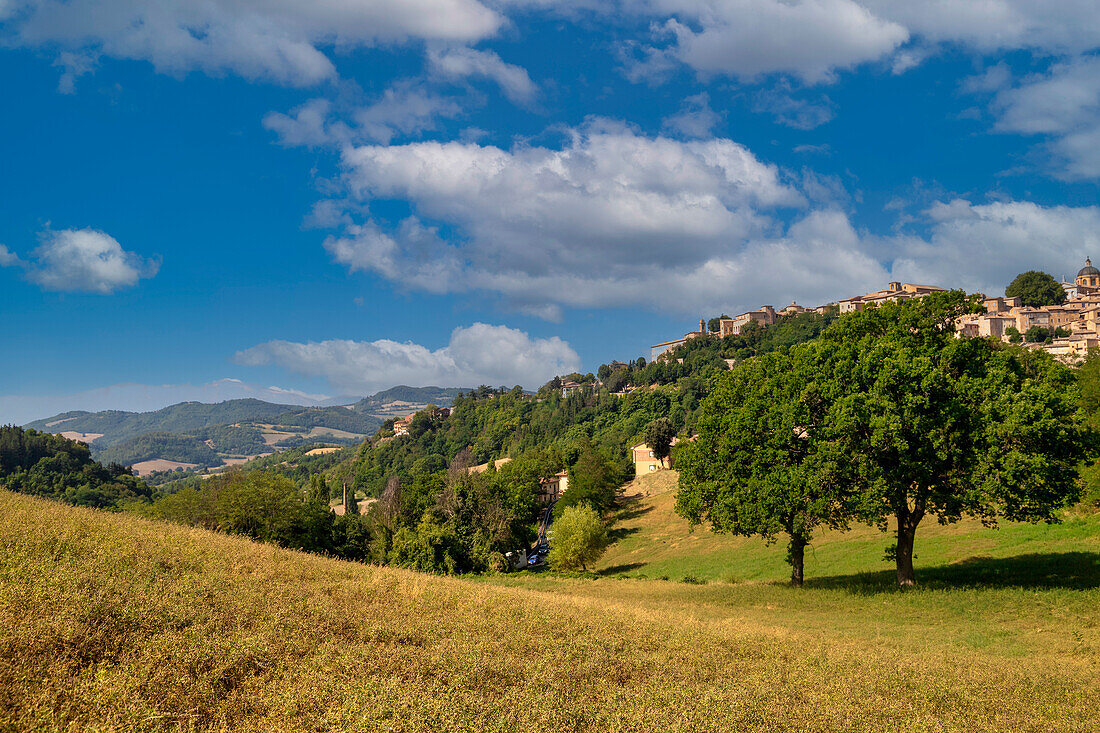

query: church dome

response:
[1078,258,1099,277]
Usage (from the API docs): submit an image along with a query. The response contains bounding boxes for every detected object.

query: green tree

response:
[1005,270,1067,307]
[676,346,852,586]
[548,504,608,571]
[556,443,620,517]
[1024,326,1052,344]
[643,417,676,467]
[307,473,329,506]
[822,292,1091,586]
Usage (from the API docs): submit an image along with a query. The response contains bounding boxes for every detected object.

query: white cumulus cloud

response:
[321,123,814,313]
[234,323,581,392]
[622,1,1100,82]
[319,118,1100,316]
[989,55,1100,180]
[3,228,159,294]
[428,46,537,104]
[883,198,1100,294]
[5,0,503,87]
[264,83,468,147]
[863,0,1100,56]
[640,0,908,83]
[0,244,21,266]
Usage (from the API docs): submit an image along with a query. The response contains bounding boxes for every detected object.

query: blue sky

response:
[2,1,1100,424]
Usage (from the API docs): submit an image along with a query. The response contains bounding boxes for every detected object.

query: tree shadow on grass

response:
[805,552,1100,594]
[613,502,654,523]
[607,525,640,542]
[598,563,646,576]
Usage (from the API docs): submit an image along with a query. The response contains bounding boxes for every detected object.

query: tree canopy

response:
[1005,270,1067,307]
[676,346,853,585]
[820,292,1090,585]
[643,418,675,466]
[680,292,1092,587]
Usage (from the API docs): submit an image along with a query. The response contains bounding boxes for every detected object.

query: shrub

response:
[548,505,608,571]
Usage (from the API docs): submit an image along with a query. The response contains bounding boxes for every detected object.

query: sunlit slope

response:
[2,489,1098,732]
[597,471,1100,585]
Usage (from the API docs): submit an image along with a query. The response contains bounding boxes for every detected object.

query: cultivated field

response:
[130,459,200,477]
[1,489,1097,732]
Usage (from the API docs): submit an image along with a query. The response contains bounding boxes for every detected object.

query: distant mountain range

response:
[25,386,468,478]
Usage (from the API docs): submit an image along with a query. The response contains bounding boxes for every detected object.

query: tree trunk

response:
[788,533,806,587]
[895,511,921,587]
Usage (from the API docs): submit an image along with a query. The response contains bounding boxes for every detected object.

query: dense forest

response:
[93,431,222,468]
[0,426,152,509]
[270,406,381,434]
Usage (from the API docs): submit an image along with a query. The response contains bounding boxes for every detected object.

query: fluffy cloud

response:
[0,244,20,266]
[320,117,1100,316]
[885,199,1100,294]
[989,55,1100,180]
[5,0,502,87]
[323,124,814,313]
[752,86,835,129]
[624,1,1100,82]
[0,379,333,428]
[863,0,1100,56]
[428,46,537,104]
[264,83,469,147]
[639,0,908,83]
[661,92,722,138]
[352,84,467,144]
[2,228,159,294]
[234,323,580,392]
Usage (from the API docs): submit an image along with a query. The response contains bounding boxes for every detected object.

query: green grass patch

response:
[596,472,1100,588]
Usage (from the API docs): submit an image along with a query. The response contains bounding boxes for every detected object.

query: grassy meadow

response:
[593,471,1100,586]
[2,486,1099,732]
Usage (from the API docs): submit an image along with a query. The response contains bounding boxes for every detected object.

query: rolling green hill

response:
[24,399,298,447]
[24,387,468,450]
[2,489,1097,731]
[20,388,469,473]
[350,385,467,413]
[92,431,221,468]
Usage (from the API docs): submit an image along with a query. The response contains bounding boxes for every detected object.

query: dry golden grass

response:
[2,489,1098,732]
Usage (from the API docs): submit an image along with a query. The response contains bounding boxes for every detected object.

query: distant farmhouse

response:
[538,470,569,505]
[631,437,682,474]
[392,406,450,437]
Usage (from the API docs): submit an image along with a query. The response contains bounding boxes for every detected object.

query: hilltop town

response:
[652,260,1100,364]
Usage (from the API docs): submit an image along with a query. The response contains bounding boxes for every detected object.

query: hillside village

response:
[651,259,1100,365]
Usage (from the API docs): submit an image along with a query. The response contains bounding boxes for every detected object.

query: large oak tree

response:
[675,345,853,586]
[822,291,1090,585]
